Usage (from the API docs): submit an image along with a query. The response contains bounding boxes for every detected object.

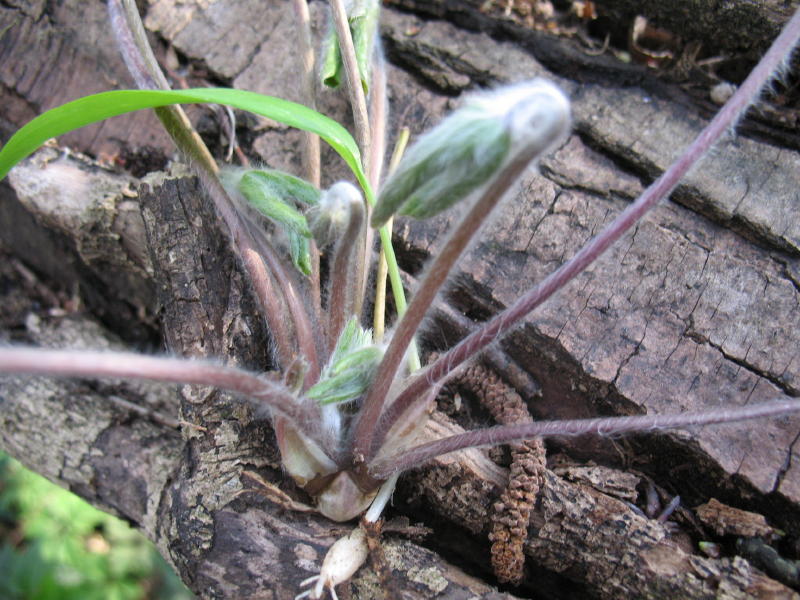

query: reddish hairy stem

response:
[356,55,389,321]
[290,0,323,326]
[291,0,321,189]
[352,146,552,462]
[370,399,800,478]
[109,0,319,373]
[241,247,295,364]
[243,218,321,384]
[373,8,800,456]
[327,198,366,352]
[0,348,335,452]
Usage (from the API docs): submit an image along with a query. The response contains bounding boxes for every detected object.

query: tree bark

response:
[2,0,800,598]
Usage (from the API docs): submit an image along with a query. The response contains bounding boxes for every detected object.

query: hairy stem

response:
[327,197,366,352]
[291,0,321,188]
[370,399,800,478]
[0,348,334,452]
[355,54,389,321]
[290,0,323,325]
[110,0,217,175]
[244,219,321,383]
[109,0,314,371]
[377,8,800,451]
[241,246,295,365]
[353,143,554,461]
[329,0,371,158]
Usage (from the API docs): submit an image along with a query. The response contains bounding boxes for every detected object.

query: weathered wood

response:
[2,0,800,598]
[0,0,172,161]
[385,0,800,54]
[0,147,157,344]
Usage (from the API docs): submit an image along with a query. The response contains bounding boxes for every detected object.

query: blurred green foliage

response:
[0,452,193,600]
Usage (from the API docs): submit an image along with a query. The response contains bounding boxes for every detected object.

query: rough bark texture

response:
[2,0,800,598]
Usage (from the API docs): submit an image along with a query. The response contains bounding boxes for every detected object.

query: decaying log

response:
[2,0,800,598]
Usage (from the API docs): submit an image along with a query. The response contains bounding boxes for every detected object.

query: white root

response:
[295,527,369,600]
[296,474,399,598]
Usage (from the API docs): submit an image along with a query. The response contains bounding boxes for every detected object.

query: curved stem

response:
[0,348,334,452]
[290,0,323,326]
[111,0,217,175]
[370,399,800,478]
[244,219,321,383]
[374,8,800,453]
[109,0,313,371]
[241,247,295,365]
[327,198,366,351]
[352,144,550,462]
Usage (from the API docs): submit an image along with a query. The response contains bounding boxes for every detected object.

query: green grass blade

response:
[0,88,368,192]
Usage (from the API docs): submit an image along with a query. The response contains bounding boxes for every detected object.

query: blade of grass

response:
[0,88,365,187]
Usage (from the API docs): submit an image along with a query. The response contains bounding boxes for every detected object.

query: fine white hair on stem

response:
[0,347,335,454]
[374,9,800,456]
[369,399,800,478]
[352,80,571,462]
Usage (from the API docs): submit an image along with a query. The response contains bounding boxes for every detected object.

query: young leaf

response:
[321,28,344,89]
[243,169,322,206]
[349,0,380,94]
[0,88,368,194]
[320,0,379,94]
[236,171,315,275]
[306,317,382,406]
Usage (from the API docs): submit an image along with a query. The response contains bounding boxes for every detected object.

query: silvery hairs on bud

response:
[371,79,571,228]
[308,181,364,248]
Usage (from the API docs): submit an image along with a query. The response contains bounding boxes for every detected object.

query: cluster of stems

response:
[2,1,800,487]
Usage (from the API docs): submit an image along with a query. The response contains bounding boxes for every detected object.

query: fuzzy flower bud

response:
[308,181,364,248]
[371,79,571,228]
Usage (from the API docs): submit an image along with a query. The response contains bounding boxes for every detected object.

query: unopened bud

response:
[308,181,363,247]
[372,79,571,228]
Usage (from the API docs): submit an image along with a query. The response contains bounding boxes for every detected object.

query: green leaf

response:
[320,0,378,94]
[0,88,369,195]
[288,228,313,276]
[237,171,314,276]
[349,0,380,94]
[244,169,322,206]
[238,173,313,236]
[306,317,382,405]
[330,346,383,376]
[321,29,344,89]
